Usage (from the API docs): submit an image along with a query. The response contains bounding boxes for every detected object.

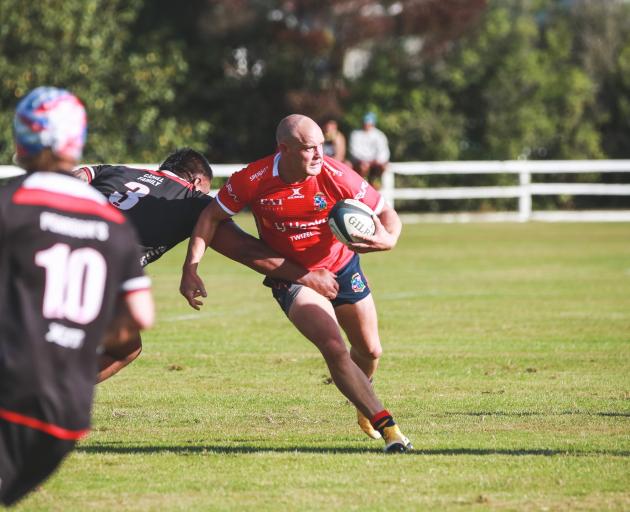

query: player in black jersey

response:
[75,149,214,267]
[0,87,155,506]
[74,149,341,382]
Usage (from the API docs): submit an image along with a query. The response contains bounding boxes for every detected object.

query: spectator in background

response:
[349,112,390,189]
[321,118,348,164]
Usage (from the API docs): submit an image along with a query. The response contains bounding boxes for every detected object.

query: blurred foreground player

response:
[0,87,154,506]
[74,149,339,382]
[180,114,412,453]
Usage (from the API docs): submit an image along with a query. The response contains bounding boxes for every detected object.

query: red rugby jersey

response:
[215,154,384,272]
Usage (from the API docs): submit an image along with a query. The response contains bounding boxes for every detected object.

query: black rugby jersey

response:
[77,165,212,266]
[0,172,149,439]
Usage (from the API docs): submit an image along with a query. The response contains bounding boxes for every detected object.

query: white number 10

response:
[35,244,107,324]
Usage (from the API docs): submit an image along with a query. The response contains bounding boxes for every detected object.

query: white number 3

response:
[35,244,107,324]
[109,181,150,210]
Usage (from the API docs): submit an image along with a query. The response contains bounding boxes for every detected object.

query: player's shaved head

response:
[275,114,325,181]
[276,114,321,146]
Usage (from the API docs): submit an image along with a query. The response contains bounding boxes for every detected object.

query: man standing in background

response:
[349,112,391,189]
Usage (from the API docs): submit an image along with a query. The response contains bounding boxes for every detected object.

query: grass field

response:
[15,221,630,511]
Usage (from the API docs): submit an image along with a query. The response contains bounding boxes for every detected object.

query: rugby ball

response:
[328,199,376,245]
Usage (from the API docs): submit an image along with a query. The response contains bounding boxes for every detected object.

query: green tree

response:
[0,0,209,163]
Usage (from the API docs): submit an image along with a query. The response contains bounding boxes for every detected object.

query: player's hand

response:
[297,269,339,300]
[348,215,396,253]
[179,267,207,310]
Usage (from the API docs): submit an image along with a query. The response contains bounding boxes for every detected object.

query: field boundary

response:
[3,159,630,222]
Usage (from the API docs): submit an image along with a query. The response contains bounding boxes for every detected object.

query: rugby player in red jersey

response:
[180,114,412,453]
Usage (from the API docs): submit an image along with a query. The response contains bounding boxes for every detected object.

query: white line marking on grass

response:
[163,313,219,322]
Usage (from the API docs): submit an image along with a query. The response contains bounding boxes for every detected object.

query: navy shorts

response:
[264,253,371,315]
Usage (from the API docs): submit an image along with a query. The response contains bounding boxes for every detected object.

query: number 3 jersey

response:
[0,172,150,439]
[77,165,212,266]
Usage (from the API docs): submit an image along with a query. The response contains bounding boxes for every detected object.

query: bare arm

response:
[348,203,402,253]
[211,221,338,298]
[180,200,232,309]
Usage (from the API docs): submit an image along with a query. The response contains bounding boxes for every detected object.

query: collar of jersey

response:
[161,169,180,179]
[272,153,280,177]
[272,152,317,185]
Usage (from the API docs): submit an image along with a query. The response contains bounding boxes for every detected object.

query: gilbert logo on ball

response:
[327,199,376,245]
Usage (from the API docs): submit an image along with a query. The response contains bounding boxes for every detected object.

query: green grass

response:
[15,221,630,511]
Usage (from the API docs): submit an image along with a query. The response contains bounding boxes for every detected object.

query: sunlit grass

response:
[15,221,630,511]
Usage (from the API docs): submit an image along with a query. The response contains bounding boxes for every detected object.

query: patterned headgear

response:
[14,86,87,161]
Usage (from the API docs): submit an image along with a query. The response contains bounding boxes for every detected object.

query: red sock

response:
[371,409,396,434]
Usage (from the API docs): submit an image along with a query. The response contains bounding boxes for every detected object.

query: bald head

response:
[275,114,325,181]
[276,114,322,146]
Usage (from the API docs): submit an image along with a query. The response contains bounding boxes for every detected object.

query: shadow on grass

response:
[77,444,630,457]
[443,411,630,417]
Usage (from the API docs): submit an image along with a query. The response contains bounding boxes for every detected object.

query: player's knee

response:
[367,345,383,360]
[118,335,142,361]
[356,344,382,360]
[127,335,142,355]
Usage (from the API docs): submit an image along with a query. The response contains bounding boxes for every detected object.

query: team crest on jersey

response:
[351,272,366,293]
[313,192,327,211]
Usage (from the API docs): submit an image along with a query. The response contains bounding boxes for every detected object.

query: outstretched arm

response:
[212,220,338,299]
[180,200,232,309]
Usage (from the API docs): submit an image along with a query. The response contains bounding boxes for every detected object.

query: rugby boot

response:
[357,409,382,439]
[381,425,414,453]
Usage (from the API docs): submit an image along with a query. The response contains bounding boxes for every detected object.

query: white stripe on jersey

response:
[75,165,96,181]
[23,172,107,204]
[215,195,236,216]
[373,196,385,215]
[272,153,281,177]
[121,276,151,293]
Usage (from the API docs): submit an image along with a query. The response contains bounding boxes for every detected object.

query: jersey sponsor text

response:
[40,212,109,241]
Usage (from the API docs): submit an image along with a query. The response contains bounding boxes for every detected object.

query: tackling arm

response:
[180,200,231,309]
[211,220,338,299]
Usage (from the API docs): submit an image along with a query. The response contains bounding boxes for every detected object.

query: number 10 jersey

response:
[0,172,149,439]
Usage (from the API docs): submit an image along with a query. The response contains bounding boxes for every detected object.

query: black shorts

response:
[0,419,75,506]
[264,253,371,315]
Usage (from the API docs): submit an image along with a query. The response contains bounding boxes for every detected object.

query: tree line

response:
[1,0,629,209]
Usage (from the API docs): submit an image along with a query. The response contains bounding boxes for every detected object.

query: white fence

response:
[2,160,630,222]
[382,160,630,222]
